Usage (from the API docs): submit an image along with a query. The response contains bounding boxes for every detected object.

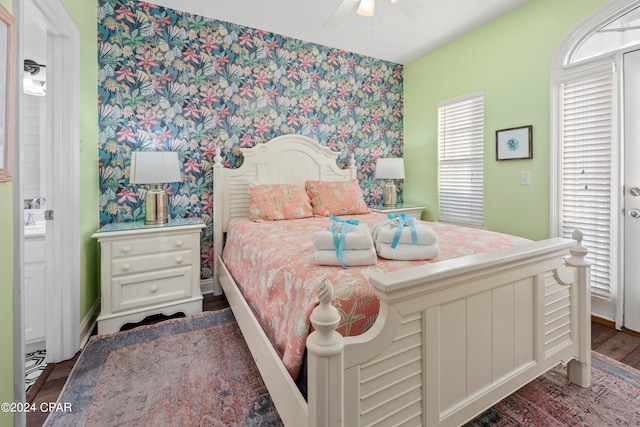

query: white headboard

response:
[212,135,356,287]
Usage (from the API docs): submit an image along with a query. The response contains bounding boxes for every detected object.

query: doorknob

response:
[630,187,640,197]
[630,209,640,218]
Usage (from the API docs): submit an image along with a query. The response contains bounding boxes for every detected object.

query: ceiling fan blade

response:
[394,0,428,23]
[323,0,359,29]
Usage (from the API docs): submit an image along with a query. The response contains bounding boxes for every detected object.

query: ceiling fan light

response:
[390,0,399,3]
[357,0,375,17]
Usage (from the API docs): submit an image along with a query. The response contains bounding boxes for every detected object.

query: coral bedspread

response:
[222,213,530,379]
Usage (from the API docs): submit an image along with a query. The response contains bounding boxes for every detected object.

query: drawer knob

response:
[175,240,184,247]
[176,256,183,264]
[123,263,131,271]
[122,245,131,253]
[150,285,158,293]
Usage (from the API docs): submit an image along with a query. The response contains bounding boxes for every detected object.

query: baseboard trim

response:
[591,315,615,329]
[25,341,46,354]
[200,278,214,295]
[591,315,640,338]
[80,299,100,348]
[622,327,640,338]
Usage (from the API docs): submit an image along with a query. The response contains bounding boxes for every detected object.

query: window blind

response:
[560,69,614,299]
[438,94,484,227]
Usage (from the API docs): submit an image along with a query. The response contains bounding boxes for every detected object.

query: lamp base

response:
[144,186,169,225]
[382,182,397,207]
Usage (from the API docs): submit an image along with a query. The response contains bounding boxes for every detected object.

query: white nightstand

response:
[369,204,425,219]
[91,218,206,334]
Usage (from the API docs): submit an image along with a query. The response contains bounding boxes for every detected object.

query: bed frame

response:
[213,134,591,427]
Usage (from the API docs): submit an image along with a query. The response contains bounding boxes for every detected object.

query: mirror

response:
[0,5,16,182]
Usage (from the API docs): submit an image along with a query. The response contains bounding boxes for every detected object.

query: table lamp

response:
[375,158,405,207]
[130,151,182,225]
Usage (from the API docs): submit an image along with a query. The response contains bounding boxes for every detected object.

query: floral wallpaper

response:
[97,0,404,279]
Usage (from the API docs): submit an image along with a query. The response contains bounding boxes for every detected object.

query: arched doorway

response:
[551,0,640,331]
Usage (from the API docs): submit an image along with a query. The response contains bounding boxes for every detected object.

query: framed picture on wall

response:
[496,125,532,161]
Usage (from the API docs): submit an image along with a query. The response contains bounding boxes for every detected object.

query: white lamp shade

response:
[130,151,182,184]
[375,158,405,180]
[357,0,375,16]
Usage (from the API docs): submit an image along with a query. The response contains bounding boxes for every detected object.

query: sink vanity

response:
[24,209,46,352]
[24,209,46,237]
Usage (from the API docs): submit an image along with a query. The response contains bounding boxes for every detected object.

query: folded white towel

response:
[376,242,439,261]
[313,223,374,250]
[313,248,378,266]
[371,219,438,246]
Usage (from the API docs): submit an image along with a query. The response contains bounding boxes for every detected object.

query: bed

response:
[212,134,591,427]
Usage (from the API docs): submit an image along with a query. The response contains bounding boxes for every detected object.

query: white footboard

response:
[213,136,591,426]
[306,235,590,427]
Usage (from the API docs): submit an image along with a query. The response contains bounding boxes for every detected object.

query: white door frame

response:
[550,0,640,329]
[623,49,640,332]
[14,0,80,377]
[12,0,26,421]
[29,0,81,362]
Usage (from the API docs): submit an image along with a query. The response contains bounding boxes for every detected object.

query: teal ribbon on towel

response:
[330,215,360,268]
[387,213,417,249]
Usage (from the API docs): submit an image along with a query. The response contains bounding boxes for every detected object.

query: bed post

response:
[565,230,592,387]
[347,153,356,180]
[212,146,224,295]
[307,280,344,427]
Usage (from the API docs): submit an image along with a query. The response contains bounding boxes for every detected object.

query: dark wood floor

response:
[25,294,640,427]
[591,319,640,369]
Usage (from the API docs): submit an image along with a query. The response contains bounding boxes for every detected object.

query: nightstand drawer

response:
[111,250,193,276]
[112,267,193,313]
[112,234,193,258]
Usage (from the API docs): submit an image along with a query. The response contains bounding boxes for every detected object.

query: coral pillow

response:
[249,184,313,221]
[304,179,370,217]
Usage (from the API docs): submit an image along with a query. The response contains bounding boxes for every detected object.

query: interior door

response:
[624,49,640,333]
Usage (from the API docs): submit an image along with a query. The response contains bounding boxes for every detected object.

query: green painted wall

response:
[60,0,100,323]
[404,0,608,240]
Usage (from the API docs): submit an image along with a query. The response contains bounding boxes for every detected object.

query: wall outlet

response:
[520,171,531,186]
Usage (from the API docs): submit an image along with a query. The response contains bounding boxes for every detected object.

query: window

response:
[438,93,484,227]
[559,65,616,300]
[573,6,640,63]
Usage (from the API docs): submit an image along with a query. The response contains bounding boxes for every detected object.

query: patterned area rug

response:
[44,308,640,426]
[467,352,640,426]
[44,309,282,426]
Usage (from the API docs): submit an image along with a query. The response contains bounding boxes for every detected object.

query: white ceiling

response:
[148,0,530,64]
